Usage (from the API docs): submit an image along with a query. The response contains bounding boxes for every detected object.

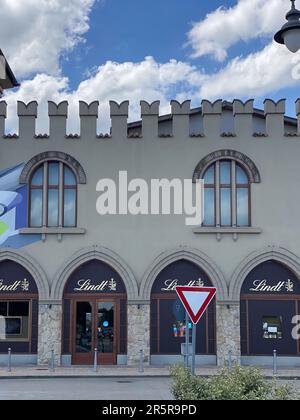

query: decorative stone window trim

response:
[127,300,150,305]
[39,300,62,305]
[19,151,86,241]
[19,151,87,185]
[229,246,300,301]
[0,248,49,300]
[193,226,262,241]
[51,245,139,301]
[217,300,240,306]
[192,149,261,184]
[19,227,86,242]
[192,149,261,235]
[140,246,227,301]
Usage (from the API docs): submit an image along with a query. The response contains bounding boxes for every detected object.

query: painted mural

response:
[0,163,41,248]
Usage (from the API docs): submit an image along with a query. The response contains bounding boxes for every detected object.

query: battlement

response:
[0,99,299,140]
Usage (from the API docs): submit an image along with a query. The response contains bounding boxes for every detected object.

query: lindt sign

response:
[73,278,118,292]
[161,278,205,292]
[249,279,294,293]
[0,279,30,292]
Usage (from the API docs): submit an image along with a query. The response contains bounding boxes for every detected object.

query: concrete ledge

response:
[61,354,128,367]
[150,355,217,366]
[2,365,300,380]
[0,354,37,367]
[20,228,86,234]
[242,355,300,367]
[193,227,262,234]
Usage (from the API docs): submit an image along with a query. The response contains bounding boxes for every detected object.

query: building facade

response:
[1,98,300,367]
[0,49,19,97]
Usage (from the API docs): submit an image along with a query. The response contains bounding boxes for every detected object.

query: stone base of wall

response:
[37,304,62,366]
[127,303,150,366]
[35,301,242,367]
[216,303,241,367]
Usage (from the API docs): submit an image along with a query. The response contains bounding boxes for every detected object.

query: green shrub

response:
[170,365,300,400]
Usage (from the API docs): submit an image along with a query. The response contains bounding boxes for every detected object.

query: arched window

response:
[203,160,250,227]
[240,260,300,356]
[150,259,216,360]
[29,161,77,228]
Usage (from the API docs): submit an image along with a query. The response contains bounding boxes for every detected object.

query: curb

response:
[0,374,171,380]
[1,374,300,380]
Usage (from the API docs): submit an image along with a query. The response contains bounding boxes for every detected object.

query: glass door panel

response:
[75,301,92,353]
[72,300,117,365]
[97,301,114,354]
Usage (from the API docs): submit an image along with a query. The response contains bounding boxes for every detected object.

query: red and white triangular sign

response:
[175,286,216,325]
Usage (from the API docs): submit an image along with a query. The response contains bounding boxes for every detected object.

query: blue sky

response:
[63,0,239,87]
[2,0,300,130]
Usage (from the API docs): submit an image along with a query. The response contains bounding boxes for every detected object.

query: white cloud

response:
[2,0,300,134]
[4,73,69,133]
[187,0,287,61]
[3,57,203,133]
[4,47,300,135]
[0,0,96,77]
[199,42,300,99]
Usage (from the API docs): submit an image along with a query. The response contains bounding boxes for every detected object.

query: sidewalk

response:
[1,365,300,379]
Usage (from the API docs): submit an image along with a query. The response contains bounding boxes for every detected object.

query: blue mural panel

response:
[0,163,41,248]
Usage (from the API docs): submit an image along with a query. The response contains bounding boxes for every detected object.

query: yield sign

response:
[175,286,216,324]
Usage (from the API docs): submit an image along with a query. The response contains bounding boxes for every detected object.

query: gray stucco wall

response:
[0,99,299,299]
[1,98,300,365]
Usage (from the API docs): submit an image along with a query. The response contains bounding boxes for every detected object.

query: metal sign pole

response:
[191,323,196,375]
[7,348,11,373]
[49,349,55,373]
[273,349,278,375]
[93,347,98,373]
[175,286,216,376]
[139,349,144,373]
[185,311,189,368]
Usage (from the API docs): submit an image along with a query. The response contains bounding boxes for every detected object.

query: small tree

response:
[170,365,300,401]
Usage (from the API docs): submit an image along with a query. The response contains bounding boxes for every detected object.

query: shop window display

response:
[262,316,283,340]
[0,301,29,341]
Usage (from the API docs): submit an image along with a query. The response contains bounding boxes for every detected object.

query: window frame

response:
[62,167,78,228]
[203,159,251,228]
[28,161,78,228]
[0,299,32,343]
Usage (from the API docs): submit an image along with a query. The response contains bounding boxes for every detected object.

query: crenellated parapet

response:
[79,100,99,116]
[48,101,68,139]
[233,100,254,137]
[17,101,38,138]
[140,100,160,115]
[17,100,38,116]
[202,99,222,138]
[264,99,286,136]
[0,100,6,137]
[79,101,99,138]
[171,100,191,114]
[0,98,298,142]
[171,100,191,136]
[110,100,129,138]
[140,100,160,138]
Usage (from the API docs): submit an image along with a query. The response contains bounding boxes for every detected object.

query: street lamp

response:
[274,0,300,52]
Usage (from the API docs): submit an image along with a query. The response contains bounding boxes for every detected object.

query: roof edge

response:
[127,101,297,129]
[0,49,20,89]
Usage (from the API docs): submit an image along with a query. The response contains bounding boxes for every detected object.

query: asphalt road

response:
[0,377,173,400]
[1,377,299,400]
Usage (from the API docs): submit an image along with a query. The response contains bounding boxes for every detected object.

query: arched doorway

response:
[62,259,127,365]
[0,260,39,360]
[150,259,216,365]
[240,260,300,357]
